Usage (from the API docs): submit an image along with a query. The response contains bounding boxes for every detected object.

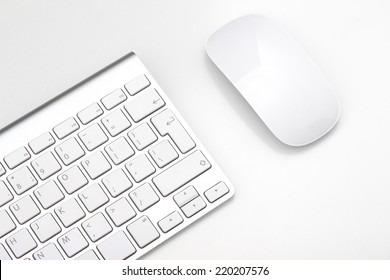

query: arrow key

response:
[204,182,230,203]
[158,211,183,233]
[173,185,199,207]
[181,196,206,218]
[82,212,113,242]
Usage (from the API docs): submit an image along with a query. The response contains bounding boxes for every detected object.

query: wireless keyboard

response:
[0,53,234,260]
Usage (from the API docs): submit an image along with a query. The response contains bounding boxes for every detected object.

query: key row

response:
[1,99,194,179]
[0,75,151,172]
[0,149,205,232]
[55,74,151,139]
[3,108,192,183]
[0,105,195,193]
[0,147,209,215]
[0,137,171,200]
[1,179,230,260]
[1,211,157,259]
[2,179,229,244]
[54,87,163,141]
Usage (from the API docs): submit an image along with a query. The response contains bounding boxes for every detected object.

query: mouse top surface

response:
[206,15,340,147]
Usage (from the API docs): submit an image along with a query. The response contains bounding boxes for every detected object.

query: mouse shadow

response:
[203,54,340,155]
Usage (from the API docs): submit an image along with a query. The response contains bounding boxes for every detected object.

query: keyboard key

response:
[151,109,195,154]
[105,137,135,165]
[33,243,64,260]
[129,183,160,212]
[102,169,133,197]
[55,137,85,166]
[81,151,112,180]
[124,88,165,122]
[34,180,64,209]
[57,228,88,258]
[77,103,104,125]
[124,75,150,96]
[0,163,6,176]
[4,147,31,169]
[7,166,38,195]
[174,185,199,207]
[0,181,13,207]
[82,212,112,242]
[101,88,127,110]
[76,249,100,260]
[29,132,56,154]
[79,183,109,212]
[79,123,108,151]
[127,216,160,248]
[158,211,183,233]
[0,244,12,260]
[55,198,85,228]
[106,198,136,227]
[125,154,155,183]
[128,123,158,150]
[149,140,179,168]
[53,117,79,139]
[6,228,37,258]
[101,109,131,137]
[181,196,206,218]
[10,195,41,224]
[31,152,62,180]
[0,210,16,238]
[153,150,211,197]
[30,213,62,243]
[204,182,230,203]
[97,231,136,260]
[58,166,88,194]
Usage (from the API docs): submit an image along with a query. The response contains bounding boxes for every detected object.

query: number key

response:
[31,152,62,180]
[7,166,38,195]
[55,138,85,166]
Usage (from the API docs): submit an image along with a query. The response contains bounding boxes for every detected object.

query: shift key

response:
[152,150,211,196]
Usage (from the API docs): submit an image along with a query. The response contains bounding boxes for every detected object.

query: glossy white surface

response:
[207,15,340,146]
[1,0,390,259]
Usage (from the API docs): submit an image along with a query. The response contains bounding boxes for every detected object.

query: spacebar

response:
[152,150,211,197]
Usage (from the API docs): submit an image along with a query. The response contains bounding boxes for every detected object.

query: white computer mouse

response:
[206,15,340,146]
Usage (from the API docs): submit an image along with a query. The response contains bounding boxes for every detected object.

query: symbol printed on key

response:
[166,117,175,125]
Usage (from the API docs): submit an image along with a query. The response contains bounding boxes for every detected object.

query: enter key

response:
[151,109,196,154]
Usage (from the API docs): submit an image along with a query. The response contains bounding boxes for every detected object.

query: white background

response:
[3,260,390,279]
[1,0,390,259]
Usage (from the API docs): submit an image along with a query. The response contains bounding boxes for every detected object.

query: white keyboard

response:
[0,53,234,260]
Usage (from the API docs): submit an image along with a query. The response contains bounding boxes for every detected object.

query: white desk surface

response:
[1,0,390,259]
